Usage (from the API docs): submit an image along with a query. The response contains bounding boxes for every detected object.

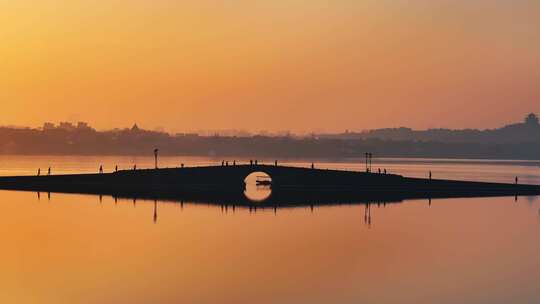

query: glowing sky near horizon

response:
[1,0,539,132]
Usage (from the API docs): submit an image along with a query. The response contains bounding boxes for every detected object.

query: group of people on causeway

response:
[220,160,280,166]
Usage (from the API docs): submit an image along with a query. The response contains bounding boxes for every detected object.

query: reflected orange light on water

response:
[1,189,539,303]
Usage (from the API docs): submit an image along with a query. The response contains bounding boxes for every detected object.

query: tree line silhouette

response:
[0,114,539,159]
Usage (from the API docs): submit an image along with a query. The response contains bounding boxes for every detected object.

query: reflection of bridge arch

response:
[244,171,272,202]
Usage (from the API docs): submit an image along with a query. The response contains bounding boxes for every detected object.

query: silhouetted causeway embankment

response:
[0,165,539,205]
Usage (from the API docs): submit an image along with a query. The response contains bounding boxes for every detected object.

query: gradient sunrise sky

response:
[1,0,539,133]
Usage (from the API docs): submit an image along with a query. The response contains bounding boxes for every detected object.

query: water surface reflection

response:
[2,190,540,304]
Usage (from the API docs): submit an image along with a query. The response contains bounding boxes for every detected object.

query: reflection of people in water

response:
[364,203,372,228]
[153,200,158,224]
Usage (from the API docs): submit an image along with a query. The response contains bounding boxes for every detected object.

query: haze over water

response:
[1,156,540,303]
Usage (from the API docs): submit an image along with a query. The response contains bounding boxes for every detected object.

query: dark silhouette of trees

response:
[0,115,539,159]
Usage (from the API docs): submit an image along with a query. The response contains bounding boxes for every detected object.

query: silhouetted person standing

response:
[115,165,118,172]
[37,168,40,176]
[311,163,315,169]
[250,160,253,165]
[384,169,387,174]
[515,176,518,184]
[99,165,103,174]
[47,167,51,176]
[133,164,137,170]
[275,160,278,166]
[255,160,258,165]
[429,171,432,180]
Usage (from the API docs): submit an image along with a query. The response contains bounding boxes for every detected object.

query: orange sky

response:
[1,1,539,133]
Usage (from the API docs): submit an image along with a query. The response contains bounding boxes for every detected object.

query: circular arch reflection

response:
[244,171,272,202]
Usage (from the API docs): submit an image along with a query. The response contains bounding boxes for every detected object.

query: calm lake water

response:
[1,156,540,304]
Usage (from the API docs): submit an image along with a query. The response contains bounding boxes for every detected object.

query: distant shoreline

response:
[1,154,540,165]
[2,114,540,160]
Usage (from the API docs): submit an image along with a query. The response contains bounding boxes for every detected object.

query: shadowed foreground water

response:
[1,190,539,304]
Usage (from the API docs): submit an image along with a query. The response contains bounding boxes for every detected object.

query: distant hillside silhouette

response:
[319,113,540,144]
[0,114,539,159]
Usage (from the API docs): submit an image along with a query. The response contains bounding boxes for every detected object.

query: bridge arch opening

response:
[244,171,272,202]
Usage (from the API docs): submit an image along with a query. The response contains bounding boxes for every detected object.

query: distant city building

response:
[42,122,55,130]
[175,133,199,138]
[58,122,75,131]
[77,122,92,130]
[525,113,539,125]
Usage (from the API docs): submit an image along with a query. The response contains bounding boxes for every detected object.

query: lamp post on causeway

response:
[154,148,159,169]
[365,153,369,172]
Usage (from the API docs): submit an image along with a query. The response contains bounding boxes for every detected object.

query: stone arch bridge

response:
[0,164,539,200]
